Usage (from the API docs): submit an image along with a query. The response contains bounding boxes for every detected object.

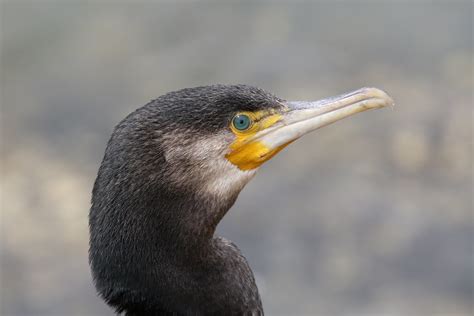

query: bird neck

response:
[98,180,240,256]
[151,189,237,249]
[91,186,262,314]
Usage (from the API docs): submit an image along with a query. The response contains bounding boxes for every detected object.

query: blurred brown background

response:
[1,1,472,315]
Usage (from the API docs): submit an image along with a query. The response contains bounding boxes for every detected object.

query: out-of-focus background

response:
[1,1,472,315]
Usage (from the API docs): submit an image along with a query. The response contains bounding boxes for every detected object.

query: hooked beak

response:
[258,87,394,150]
[226,87,394,171]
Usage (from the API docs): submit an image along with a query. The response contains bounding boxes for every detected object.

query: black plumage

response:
[89,84,392,315]
[90,85,282,315]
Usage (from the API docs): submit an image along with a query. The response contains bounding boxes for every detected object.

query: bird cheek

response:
[225,141,286,170]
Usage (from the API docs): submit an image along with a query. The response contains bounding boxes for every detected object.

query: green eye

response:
[232,114,252,131]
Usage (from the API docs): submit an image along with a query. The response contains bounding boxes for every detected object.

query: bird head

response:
[93,84,393,238]
[130,85,393,198]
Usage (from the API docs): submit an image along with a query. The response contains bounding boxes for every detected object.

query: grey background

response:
[1,1,472,315]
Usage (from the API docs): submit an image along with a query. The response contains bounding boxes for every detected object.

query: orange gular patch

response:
[225,110,286,170]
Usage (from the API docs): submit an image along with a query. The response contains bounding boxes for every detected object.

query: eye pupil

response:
[233,114,251,131]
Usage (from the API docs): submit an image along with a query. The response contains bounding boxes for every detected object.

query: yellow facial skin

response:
[226,110,287,170]
[226,87,395,171]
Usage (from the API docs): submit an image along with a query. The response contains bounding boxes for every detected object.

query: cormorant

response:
[89,85,393,315]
